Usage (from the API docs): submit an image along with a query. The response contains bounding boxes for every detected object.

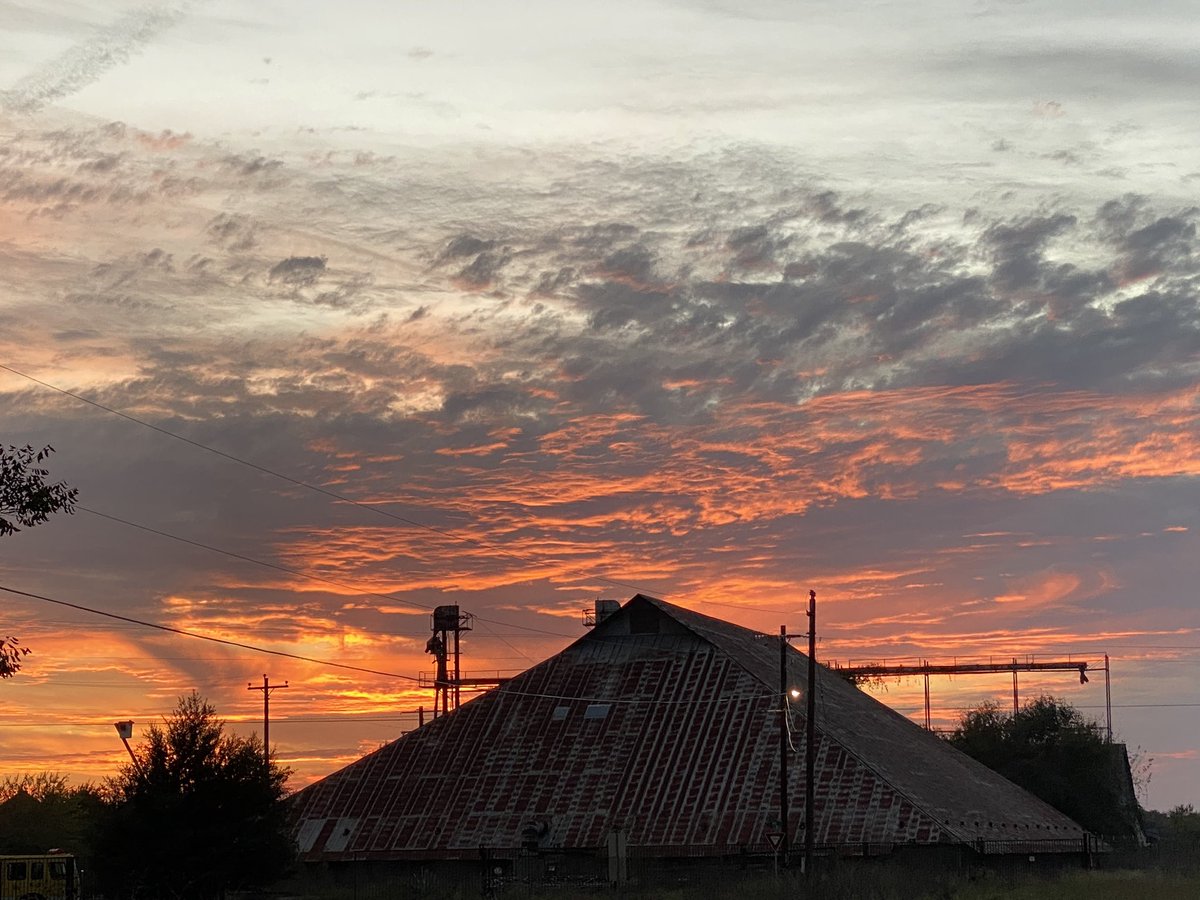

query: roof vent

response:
[583,598,621,627]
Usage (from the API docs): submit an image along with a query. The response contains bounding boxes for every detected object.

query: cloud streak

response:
[2,3,199,115]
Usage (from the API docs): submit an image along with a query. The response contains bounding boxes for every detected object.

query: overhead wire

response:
[10,365,1189,668]
[0,362,655,598]
[472,616,540,665]
[486,686,773,705]
[16,367,1188,731]
[75,505,574,639]
[0,583,421,682]
[0,582,773,706]
[2,362,837,657]
[6,619,548,641]
[4,698,1198,734]
[0,719,414,728]
[0,710,431,728]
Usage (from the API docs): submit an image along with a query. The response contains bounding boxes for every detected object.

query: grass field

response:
[276,868,1200,900]
[272,847,1200,900]
[928,870,1200,900]
[638,868,1200,900]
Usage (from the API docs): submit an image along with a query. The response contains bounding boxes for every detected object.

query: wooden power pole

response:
[779,624,790,865]
[805,589,817,878]
[247,674,288,766]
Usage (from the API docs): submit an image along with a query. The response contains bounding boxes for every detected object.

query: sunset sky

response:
[1,0,1197,812]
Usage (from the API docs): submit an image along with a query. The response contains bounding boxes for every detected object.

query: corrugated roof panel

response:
[295,818,326,853]
[291,595,1086,860]
[324,818,359,853]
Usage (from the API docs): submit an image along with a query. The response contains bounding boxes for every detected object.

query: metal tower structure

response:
[425,605,471,717]
[422,605,511,719]
[829,653,1112,739]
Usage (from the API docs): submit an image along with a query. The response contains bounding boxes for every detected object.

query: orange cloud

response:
[993,571,1083,607]
[135,129,192,151]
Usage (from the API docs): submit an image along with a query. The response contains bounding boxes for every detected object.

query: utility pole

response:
[247,674,288,768]
[805,589,817,879]
[779,624,790,866]
[1104,654,1112,742]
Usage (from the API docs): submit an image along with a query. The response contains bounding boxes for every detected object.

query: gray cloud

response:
[5,131,1198,605]
[206,213,258,252]
[1,0,1197,811]
[454,249,511,290]
[440,234,496,260]
[982,213,1078,293]
[10,124,1198,414]
[268,256,327,286]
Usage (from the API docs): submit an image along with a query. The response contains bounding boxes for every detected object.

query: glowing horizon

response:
[2,0,1198,810]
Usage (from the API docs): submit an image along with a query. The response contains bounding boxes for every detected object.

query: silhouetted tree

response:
[1144,804,1200,842]
[1165,805,1200,839]
[947,696,1143,838]
[1,443,78,677]
[0,636,29,679]
[93,693,294,899]
[0,444,78,537]
[0,773,103,860]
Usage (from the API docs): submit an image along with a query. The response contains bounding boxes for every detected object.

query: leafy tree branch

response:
[0,443,78,677]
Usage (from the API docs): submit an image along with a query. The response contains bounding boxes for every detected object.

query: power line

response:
[6,698,1200,732]
[76,505,574,639]
[6,619,554,640]
[0,362,655,597]
[473,616,539,665]
[485,685,773,705]
[2,364,830,634]
[0,720,412,728]
[76,506,421,624]
[1086,703,1200,710]
[822,644,1200,661]
[6,655,532,663]
[0,713,429,728]
[691,596,812,616]
[1100,644,1200,651]
[924,703,1200,712]
[0,582,421,682]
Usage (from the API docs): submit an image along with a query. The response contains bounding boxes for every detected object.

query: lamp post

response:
[114,720,142,776]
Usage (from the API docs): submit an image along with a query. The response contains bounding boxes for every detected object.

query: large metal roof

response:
[291,595,1088,860]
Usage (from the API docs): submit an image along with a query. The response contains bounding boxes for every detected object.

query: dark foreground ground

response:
[265,865,1200,899]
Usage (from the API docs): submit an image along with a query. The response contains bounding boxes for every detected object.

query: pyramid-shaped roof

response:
[292,595,1088,860]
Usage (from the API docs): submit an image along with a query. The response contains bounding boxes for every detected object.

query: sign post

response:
[766,832,783,879]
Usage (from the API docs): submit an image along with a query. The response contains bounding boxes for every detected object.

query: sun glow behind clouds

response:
[2,0,1200,807]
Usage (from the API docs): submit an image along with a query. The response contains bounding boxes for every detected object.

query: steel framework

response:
[829,654,1112,739]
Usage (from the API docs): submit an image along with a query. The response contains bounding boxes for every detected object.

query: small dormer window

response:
[584,704,610,720]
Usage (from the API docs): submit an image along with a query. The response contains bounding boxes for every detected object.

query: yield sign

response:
[766,833,783,850]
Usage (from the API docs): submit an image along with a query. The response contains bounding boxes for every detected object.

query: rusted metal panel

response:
[292,595,1086,861]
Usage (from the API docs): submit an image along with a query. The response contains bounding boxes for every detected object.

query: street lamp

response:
[113,720,142,774]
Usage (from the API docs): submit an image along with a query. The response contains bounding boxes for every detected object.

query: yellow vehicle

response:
[0,853,79,900]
